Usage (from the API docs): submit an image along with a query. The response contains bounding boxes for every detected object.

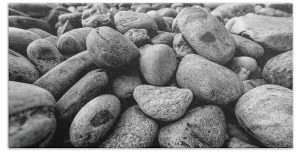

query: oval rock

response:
[176,54,244,105]
[235,84,293,147]
[70,94,121,147]
[133,85,193,121]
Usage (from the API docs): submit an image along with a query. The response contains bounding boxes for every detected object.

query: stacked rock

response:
[8,3,293,148]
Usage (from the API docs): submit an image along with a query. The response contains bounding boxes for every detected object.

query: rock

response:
[114,11,158,36]
[242,79,266,93]
[9,16,51,32]
[100,105,158,148]
[210,3,255,20]
[266,3,293,13]
[34,51,96,100]
[151,3,172,10]
[158,105,226,147]
[57,27,93,57]
[133,85,193,121]
[255,5,292,17]
[235,84,293,147]
[156,8,178,18]
[9,8,30,17]
[176,54,244,105]
[226,138,257,148]
[112,75,142,100]
[139,44,177,85]
[262,51,293,89]
[70,95,121,147]
[124,29,150,47]
[231,34,264,60]
[151,32,176,46]
[27,39,64,75]
[173,33,195,59]
[9,81,56,147]
[176,7,236,65]
[27,28,53,38]
[8,3,53,18]
[225,13,293,53]
[9,27,41,57]
[146,10,171,32]
[135,4,152,13]
[82,12,114,28]
[9,49,40,83]
[56,69,108,124]
[86,26,140,68]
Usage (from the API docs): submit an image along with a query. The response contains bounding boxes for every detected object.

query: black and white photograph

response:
[5,1,295,149]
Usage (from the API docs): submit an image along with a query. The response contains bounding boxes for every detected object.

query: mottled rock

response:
[133,85,193,121]
[235,84,293,147]
[70,95,121,147]
[176,7,236,65]
[176,54,244,105]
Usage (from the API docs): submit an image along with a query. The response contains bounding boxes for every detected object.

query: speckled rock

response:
[86,26,140,68]
[124,29,150,47]
[158,105,226,147]
[235,84,293,147]
[27,39,64,75]
[133,85,193,121]
[226,13,293,53]
[9,49,39,83]
[100,105,158,148]
[70,95,121,147]
[176,7,236,65]
[231,34,264,60]
[173,33,195,59]
[139,44,177,85]
[262,51,293,89]
[176,54,244,105]
[114,11,158,36]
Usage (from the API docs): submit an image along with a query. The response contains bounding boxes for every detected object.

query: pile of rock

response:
[8,3,293,148]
